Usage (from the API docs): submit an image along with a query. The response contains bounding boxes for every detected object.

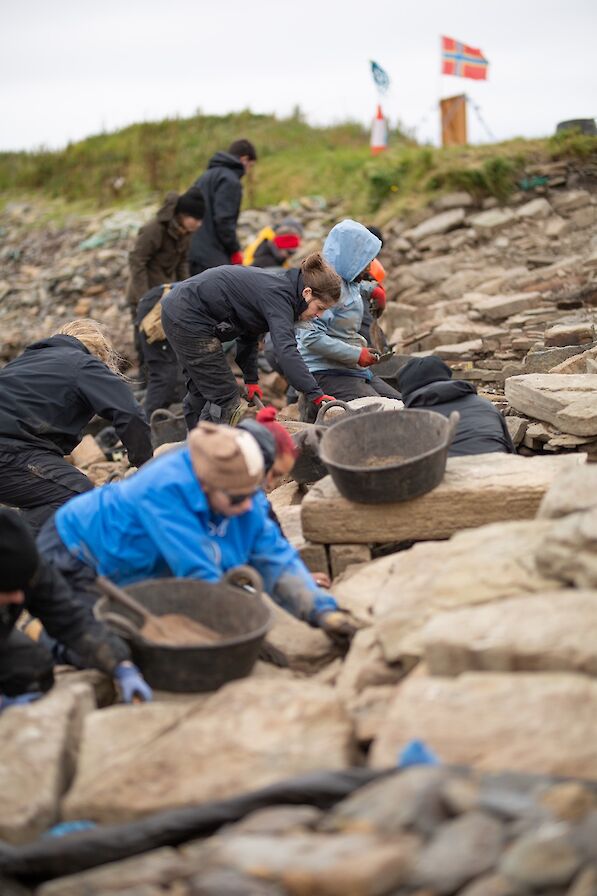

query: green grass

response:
[1,111,595,221]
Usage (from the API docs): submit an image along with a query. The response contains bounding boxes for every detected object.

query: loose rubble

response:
[3,158,597,894]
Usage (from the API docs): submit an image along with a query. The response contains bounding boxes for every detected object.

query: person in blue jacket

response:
[296,220,401,421]
[37,423,356,644]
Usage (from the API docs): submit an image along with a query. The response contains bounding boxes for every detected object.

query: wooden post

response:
[440,94,467,147]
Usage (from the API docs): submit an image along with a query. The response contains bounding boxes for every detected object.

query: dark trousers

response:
[0,447,93,535]
[140,334,185,419]
[37,518,99,611]
[300,372,402,423]
[161,311,240,429]
[0,630,55,697]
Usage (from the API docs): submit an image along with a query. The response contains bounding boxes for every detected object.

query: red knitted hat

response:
[256,407,299,459]
[273,233,300,250]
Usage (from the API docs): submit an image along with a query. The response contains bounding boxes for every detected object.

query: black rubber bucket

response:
[150,407,186,449]
[319,409,459,504]
[97,567,271,692]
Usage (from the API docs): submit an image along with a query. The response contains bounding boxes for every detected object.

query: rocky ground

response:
[2,160,597,894]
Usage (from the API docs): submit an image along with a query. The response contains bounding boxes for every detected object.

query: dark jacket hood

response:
[156,191,180,223]
[207,152,245,176]
[398,356,453,399]
[26,335,90,355]
[404,379,477,408]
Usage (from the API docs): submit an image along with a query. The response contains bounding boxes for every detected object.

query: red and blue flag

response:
[441,36,488,80]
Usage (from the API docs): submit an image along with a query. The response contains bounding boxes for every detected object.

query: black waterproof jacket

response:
[403,379,516,457]
[0,336,153,467]
[0,557,129,674]
[189,152,244,270]
[161,266,324,400]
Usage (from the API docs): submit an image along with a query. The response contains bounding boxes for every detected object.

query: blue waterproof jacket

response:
[55,447,336,623]
[296,220,381,374]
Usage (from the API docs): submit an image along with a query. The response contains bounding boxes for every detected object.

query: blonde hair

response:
[56,319,123,375]
[300,252,342,305]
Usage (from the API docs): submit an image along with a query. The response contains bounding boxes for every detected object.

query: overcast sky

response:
[1,0,595,152]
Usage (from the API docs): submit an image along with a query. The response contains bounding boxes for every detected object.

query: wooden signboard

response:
[440,94,467,146]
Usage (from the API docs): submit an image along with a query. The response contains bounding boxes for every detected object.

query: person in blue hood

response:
[398,356,516,456]
[37,423,358,647]
[296,220,401,420]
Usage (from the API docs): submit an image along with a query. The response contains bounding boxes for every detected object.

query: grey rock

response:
[190,869,286,895]
[537,465,597,519]
[499,822,582,887]
[406,208,466,243]
[411,810,504,893]
[524,343,597,374]
[434,191,475,210]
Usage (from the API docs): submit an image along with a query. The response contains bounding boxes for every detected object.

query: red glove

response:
[246,383,263,402]
[230,251,244,265]
[358,348,379,367]
[370,285,386,314]
[313,394,335,406]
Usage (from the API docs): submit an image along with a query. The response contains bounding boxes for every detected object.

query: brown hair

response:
[300,252,342,305]
[56,319,123,375]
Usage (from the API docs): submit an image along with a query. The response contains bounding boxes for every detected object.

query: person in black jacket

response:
[398,356,516,456]
[0,509,151,708]
[188,139,257,275]
[136,283,185,418]
[0,319,153,532]
[161,252,342,429]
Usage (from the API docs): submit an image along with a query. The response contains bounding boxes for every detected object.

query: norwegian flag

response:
[441,36,489,80]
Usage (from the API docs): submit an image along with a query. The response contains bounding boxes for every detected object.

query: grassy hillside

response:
[1,111,595,220]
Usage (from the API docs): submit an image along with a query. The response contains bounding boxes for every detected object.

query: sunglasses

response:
[225,490,257,506]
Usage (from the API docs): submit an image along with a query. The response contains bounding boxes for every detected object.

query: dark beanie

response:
[398,356,453,399]
[175,187,205,221]
[0,509,39,591]
[237,419,276,473]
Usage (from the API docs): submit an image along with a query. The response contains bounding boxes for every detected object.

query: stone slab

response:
[63,678,353,823]
[370,672,597,779]
[0,683,95,844]
[505,373,597,436]
[301,453,584,544]
[472,292,543,322]
[421,590,597,676]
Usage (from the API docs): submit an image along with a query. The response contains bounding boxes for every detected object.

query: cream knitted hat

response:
[188,422,264,493]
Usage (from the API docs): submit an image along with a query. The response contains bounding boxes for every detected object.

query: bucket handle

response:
[150,408,179,425]
[223,565,264,593]
[445,411,461,447]
[315,399,352,424]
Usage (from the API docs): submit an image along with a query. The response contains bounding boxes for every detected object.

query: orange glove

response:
[370,285,386,313]
[358,348,379,367]
[230,251,244,265]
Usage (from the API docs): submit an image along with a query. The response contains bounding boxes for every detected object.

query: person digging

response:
[37,423,358,649]
[0,509,151,712]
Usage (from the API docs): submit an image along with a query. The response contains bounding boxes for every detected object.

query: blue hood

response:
[323,220,382,283]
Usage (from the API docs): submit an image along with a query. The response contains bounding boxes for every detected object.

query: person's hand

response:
[0,692,43,713]
[246,383,263,402]
[358,348,380,367]
[313,394,336,406]
[114,662,153,703]
[316,609,361,648]
[230,251,244,265]
[312,572,331,588]
[370,285,386,314]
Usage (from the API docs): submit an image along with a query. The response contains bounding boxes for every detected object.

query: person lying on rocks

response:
[0,509,152,712]
[398,356,516,456]
[37,423,356,647]
[160,252,342,429]
[296,220,401,422]
[0,319,153,534]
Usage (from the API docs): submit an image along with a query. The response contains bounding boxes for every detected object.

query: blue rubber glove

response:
[0,692,43,713]
[114,663,153,704]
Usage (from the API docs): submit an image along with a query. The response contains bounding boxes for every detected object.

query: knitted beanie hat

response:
[0,509,39,591]
[189,422,264,493]
[256,407,299,460]
[175,187,205,221]
[237,419,277,472]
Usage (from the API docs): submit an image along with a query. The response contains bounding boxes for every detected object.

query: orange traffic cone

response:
[370,104,388,155]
